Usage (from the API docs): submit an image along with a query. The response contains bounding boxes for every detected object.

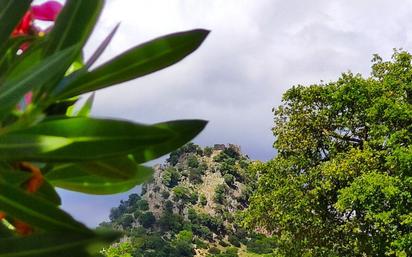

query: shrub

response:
[192,224,213,241]
[204,147,213,157]
[138,212,156,228]
[167,143,202,165]
[158,213,185,233]
[199,194,208,206]
[194,238,209,249]
[219,240,229,247]
[162,167,181,187]
[189,168,203,184]
[223,146,240,160]
[173,186,192,203]
[187,154,199,168]
[246,235,277,254]
[228,235,241,247]
[223,174,235,187]
[214,184,227,204]
[120,214,134,228]
[164,200,174,213]
[208,247,221,254]
[190,191,199,204]
[137,199,149,211]
[161,190,170,199]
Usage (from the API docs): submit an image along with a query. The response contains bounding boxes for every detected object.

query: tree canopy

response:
[245,50,412,257]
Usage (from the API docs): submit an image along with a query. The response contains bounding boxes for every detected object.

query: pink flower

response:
[12,1,63,37]
[14,1,63,110]
[31,1,62,21]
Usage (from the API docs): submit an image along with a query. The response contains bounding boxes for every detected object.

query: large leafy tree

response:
[0,0,209,256]
[245,50,412,257]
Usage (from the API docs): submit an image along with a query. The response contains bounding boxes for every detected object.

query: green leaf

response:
[0,230,119,257]
[34,180,61,206]
[3,40,46,80]
[0,46,79,121]
[50,156,139,180]
[44,98,79,116]
[0,167,60,205]
[0,180,89,233]
[0,0,32,56]
[76,93,95,117]
[65,52,85,76]
[44,0,104,56]
[0,169,31,186]
[0,36,33,76]
[133,119,207,163]
[0,117,174,162]
[53,29,210,99]
[46,161,153,195]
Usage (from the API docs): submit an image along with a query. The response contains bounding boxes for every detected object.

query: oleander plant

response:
[0,1,209,256]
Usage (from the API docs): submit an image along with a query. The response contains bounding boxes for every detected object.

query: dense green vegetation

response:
[102,144,279,257]
[244,50,412,257]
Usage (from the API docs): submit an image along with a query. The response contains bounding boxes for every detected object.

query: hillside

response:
[101,143,276,257]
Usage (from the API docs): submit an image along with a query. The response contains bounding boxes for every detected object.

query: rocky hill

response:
[102,143,276,257]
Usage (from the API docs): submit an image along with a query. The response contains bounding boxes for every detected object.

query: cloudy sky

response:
[58,0,412,227]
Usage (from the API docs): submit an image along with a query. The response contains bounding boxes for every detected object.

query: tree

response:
[158,212,185,233]
[172,230,194,256]
[120,214,134,228]
[245,50,412,257]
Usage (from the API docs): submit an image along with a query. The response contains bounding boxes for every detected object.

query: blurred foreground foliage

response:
[0,0,209,256]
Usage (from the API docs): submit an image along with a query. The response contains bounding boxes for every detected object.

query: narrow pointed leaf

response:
[133,119,207,163]
[46,162,153,194]
[76,93,95,117]
[53,29,210,99]
[0,230,119,257]
[0,46,78,121]
[85,23,120,69]
[0,0,32,55]
[0,181,89,233]
[0,117,174,161]
[44,0,103,56]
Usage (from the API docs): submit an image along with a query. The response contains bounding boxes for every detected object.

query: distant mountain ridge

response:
[101,143,276,257]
